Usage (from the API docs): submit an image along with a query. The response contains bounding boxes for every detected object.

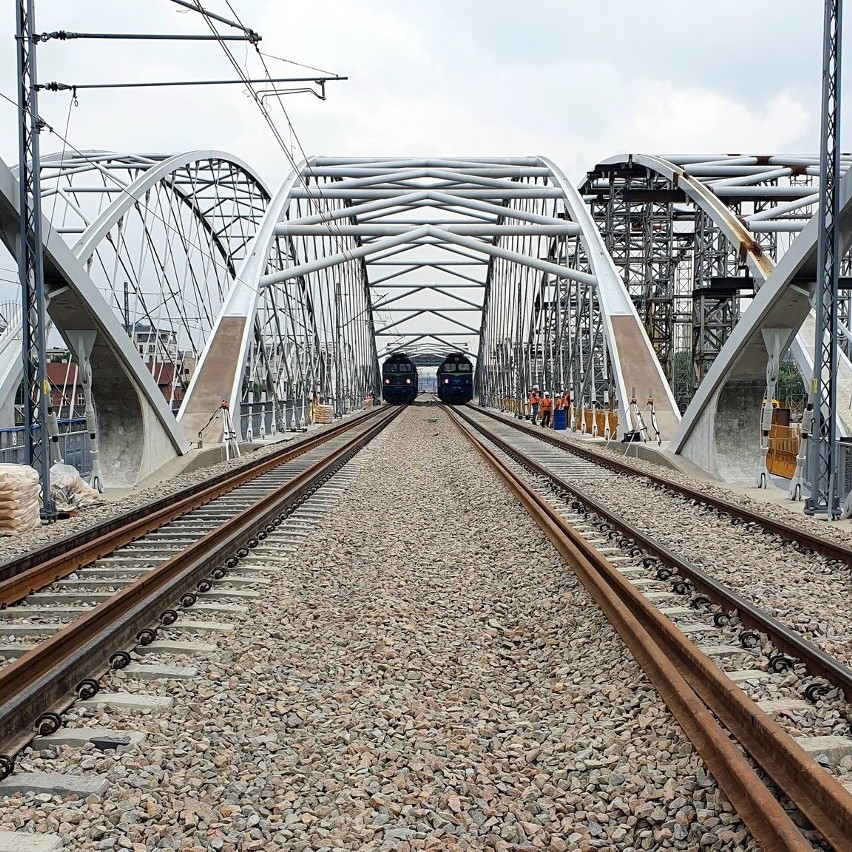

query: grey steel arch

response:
[179,157,380,442]
[582,154,852,479]
[0,149,273,483]
[205,155,677,437]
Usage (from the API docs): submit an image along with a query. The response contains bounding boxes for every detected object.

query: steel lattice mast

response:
[806,0,844,518]
[15,0,54,516]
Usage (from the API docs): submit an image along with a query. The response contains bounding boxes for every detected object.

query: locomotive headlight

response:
[443,378,449,384]
[384,378,390,384]
[405,378,411,384]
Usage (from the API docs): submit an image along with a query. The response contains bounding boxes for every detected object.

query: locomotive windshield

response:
[386,363,413,373]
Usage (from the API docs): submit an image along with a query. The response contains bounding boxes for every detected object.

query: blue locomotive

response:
[382,352,418,404]
[437,352,474,404]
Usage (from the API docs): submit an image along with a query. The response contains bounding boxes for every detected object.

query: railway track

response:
[449,405,852,852]
[0,405,398,776]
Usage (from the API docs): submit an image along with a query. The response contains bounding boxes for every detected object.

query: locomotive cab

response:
[437,352,474,404]
[382,353,419,404]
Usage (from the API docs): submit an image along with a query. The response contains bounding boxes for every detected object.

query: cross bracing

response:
[583,154,852,409]
[239,156,678,438]
[582,154,852,482]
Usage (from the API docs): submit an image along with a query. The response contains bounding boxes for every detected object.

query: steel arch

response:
[212,155,677,437]
[582,153,852,480]
[179,157,380,442]
[0,149,272,484]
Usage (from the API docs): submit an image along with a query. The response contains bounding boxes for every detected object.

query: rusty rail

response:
[0,406,398,767]
[476,406,852,565]
[0,407,389,607]
[450,408,852,852]
[464,407,852,703]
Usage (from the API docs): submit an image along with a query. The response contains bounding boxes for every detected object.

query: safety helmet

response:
[533,384,539,389]
[544,391,550,397]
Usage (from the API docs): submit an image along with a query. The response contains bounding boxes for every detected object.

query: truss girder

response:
[0,149,283,483]
[179,158,379,440]
[583,153,852,481]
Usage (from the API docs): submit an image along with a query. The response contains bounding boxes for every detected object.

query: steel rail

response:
[449,408,852,851]
[0,407,387,605]
[461,408,852,702]
[476,407,852,564]
[0,406,399,767]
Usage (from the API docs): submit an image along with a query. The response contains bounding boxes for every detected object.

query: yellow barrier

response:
[766,423,801,479]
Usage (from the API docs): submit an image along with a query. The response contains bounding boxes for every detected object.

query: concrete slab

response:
[758,698,812,716]
[0,644,32,659]
[0,832,62,851]
[135,639,215,656]
[700,644,753,659]
[643,591,678,603]
[727,669,771,683]
[614,566,645,578]
[0,624,61,636]
[677,623,716,635]
[82,565,150,576]
[171,620,234,634]
[658,606,700,618]
[77,692,173,714]
[240,555,291,566]
[224,564,271,575]
[214,576,270,587]
[629,578,668,589]
[185,602,248,616]
[0,772,108,798]
[56,578,133,588]
[25,592,113,604]
[0,606,90,619]
[33,727,146,751]
[123,662,198,680]
[198,589,261,601]
[89,558,166,569]
[796,736,852,763]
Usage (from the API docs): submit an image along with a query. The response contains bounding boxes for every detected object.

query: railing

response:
[0,418,92,477]
[239,399,314,441]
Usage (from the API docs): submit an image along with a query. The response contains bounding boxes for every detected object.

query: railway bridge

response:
[1,151,850,496]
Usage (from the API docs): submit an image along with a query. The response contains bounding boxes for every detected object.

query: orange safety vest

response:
[541,396,553,412]
[554,396,564,410]
[529,390,540,405]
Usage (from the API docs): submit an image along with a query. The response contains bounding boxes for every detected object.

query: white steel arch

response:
[0,150,273,483]
[583,154,852,480]
[195,155,677,436]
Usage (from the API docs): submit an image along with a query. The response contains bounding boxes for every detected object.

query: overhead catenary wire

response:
[195,0,354,254]
[0,88,266,301]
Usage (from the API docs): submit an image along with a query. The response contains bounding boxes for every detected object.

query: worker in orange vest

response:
[540,391,554,428]
[528,385,540,424]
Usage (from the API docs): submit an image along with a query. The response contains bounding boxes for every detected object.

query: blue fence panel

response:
[0,419,91,477]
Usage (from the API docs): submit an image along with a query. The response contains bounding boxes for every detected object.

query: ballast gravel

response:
[0,404,766,850]
[501,414,852,670]
[0,418,350,561]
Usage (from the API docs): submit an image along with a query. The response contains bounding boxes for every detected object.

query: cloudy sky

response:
[0,1,847,190]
